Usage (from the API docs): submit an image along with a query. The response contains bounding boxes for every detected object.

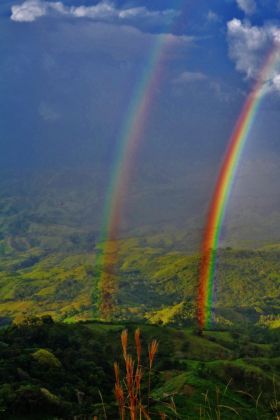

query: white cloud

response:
[173,71,207,84]
[11,0,178,24]
[227,19,280,92]
[209,81,244,103]
[227,19,270,79]
[236,0,257,15]
[206,10,220,23]
[272,74,280,90]
[11,0,47,22]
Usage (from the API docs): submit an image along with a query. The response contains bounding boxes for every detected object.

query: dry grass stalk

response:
[147,339,159,415]
[98,390,108,420]
[114,329,159,420]
[135,366,142,395]
[126,355,137,419]
[114,362,120,385]
[115,383,125,420]
[121,329,128,361]
[135,328,141,366]
[200,384,240,419]
[148,339,159,370]
[114,362,125,419]
[138,402,151,420]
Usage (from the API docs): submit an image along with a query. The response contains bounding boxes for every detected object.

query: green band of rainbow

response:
[96,34,166,317]
[95,3,189,318]
[198,47,280,329]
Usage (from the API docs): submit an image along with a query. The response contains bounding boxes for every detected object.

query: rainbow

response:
[97,34,167,318]
[96,4,189,319]
[198,46,280,330]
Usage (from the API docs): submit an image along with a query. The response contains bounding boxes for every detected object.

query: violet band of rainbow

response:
[95,2,189,317]
[198,47,280,329]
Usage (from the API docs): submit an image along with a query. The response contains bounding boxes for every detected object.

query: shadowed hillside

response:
[0,317,279,419]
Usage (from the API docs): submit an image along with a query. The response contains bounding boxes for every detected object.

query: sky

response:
[1,0,279,166]
[1,0,280,242]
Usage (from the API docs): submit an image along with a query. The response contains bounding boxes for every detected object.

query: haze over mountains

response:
[1,0,280,249]
[1,149,280,253]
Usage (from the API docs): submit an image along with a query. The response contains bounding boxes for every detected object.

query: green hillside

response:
[0,169,280,328]
[0,318,279,419]
[0,170,280,420]
[0,231,280,328]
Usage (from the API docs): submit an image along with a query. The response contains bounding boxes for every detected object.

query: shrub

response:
[32,349,62,368]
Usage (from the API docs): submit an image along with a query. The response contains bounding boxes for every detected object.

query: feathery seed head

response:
[148,339,159,369]
[121,329,128,360]
[134,328,141,365]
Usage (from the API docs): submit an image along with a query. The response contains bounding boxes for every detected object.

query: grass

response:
[2,236,280,329]
[0,317,279,418]
[112,328,159,419]
[104,324,280,419]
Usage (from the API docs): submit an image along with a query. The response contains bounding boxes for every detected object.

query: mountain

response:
[1,227,280,328]
[0,167,280,327]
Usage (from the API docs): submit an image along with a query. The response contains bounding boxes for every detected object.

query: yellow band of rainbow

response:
[95,2,190,318]
[198,47,280,329]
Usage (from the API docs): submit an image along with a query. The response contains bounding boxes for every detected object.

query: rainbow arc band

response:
[198,47,280,330]
[96,34,167,318]
[95,2,189,318]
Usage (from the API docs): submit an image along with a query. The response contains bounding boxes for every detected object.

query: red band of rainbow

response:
[198,47,280,329]
[96,3,190,318]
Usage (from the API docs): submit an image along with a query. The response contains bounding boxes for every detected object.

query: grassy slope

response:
[0,319,279,419]
[0,170,280,327]
[1,237,280,327]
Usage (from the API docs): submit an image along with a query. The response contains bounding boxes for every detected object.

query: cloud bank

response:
[11,0,178,24]
[236,0,256,15]
[206,10,221,23]
[227,19,280,92]
[173,71,207,84]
